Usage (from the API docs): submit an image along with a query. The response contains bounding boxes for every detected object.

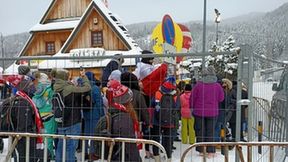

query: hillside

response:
[1,2,288,67]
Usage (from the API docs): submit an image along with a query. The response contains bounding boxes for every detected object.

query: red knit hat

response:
[107,80,133,104]
[5,75,24,87]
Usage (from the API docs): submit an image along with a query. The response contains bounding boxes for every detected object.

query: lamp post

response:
[214,9,221,46]
[0,33,4,70]
[202,0,207,70]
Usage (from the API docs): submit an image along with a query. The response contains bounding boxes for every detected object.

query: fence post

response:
[247,45,254,143]
[258,121,263,154]
[25,137,30,162]
[43,137,48,162]
[235,47,244,162]
[220,125,226,155]
[81,139,85,162]
[62,138,66,162]
[121,142,125,162]
[285,77,288,159]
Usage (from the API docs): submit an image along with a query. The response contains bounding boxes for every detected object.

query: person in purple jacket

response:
[190,66,224,158]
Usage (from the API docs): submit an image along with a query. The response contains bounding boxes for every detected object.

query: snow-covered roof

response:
[61,0,141,53]
[4,63,19,75]
[91,1,140,51]
[8,0,142,73]
[30,20,79,32]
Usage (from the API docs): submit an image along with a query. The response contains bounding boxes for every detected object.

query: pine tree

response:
[207,35,240,80]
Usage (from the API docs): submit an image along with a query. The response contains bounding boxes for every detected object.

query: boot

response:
[154,155,161,162]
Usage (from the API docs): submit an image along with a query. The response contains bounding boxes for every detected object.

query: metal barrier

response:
[0,132,167,162]
[270,95,287,142]
[252,97,271,140]
[180,142,288,162]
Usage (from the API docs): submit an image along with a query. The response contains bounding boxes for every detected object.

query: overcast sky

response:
[0,0,287,36]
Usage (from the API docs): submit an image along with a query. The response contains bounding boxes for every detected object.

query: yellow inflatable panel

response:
[151,23,164,54]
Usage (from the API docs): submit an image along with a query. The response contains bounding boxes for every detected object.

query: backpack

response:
[51,91,65,123]
[94,111,123,160]
[0,96,19,132]
[157,94,177,128]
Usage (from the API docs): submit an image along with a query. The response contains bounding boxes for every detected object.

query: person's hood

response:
[34,84,52,98]
[202,75,217,83]
[53,79,71,97]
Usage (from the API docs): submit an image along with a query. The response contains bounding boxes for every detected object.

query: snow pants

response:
[194,116,217,153]
[181,117,195,144]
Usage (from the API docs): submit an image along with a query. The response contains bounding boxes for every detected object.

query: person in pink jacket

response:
[180,84,195,144]
[190,66,224,158]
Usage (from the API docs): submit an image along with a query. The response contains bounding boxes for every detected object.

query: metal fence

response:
[252,97,271,141]
[0,132,167,162]
[180,141,288,162]
[1,49,283,162]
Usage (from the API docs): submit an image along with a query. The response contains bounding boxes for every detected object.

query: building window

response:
[46,42,55,54]
[91,31,103,47]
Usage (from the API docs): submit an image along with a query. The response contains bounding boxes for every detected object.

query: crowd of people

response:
[0,50,248,162]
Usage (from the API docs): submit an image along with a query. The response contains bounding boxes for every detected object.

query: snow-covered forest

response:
[1,2,288,69]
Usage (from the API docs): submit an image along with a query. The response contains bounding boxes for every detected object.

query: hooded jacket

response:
[53,76,91,127]
[101,59,121,87]
[190,81,224,117]
[83,79,104,121]
[180,91,192,118]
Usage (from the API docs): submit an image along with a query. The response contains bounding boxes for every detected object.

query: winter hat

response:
[202,66,216,76]
[18,65,31,75]
[6,74,35,93]
[108,70,121,81]
[222,78,232,90]
[107,79,133,104]
[38,73,51,85]
[55,69,69,81]
[85,71,96,82]
[160,76,177,95]
[184,84,192,91]
[50,68,57,78]
[121,72,140,91]
[5,75,24,88]
[141,50,154,65]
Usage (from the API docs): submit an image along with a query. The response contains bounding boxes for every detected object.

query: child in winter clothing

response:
[151,76,178,162]
[32,72,57,159]
[180,84,195,144]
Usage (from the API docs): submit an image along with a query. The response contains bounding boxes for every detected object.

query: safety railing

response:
[252,97,271,141]
[0,132,167,162]
[180,141,288,162]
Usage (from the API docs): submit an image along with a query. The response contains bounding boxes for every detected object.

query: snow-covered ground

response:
[1,81,287,162]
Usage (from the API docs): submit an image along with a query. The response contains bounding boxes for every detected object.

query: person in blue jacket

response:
[83,71,105,161]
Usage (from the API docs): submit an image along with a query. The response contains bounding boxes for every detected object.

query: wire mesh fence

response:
[0,49,286,162]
